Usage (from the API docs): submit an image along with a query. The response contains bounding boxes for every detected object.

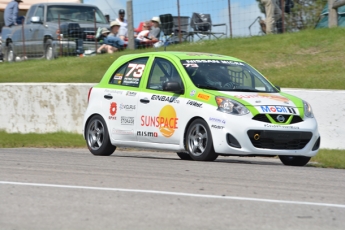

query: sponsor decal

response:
[137,131,158,137]
[209,117,226,124]
[119,104,136,110]
[264,124,300,130]
[112,129,134,135]
[190,90,196,96]
[211,125,224,129]
[141,105,178,138]
[114,74,123,80]
[197,93,210,101]
[183,63,199,68]
[235,93,289,102]
[121,116,134,125]
[109,102,117,120]
[151,95,180,103]
[186,100,203,108]
[260,106,296,114]
[184,59,244,66]
[104,89,123,95]
[126,91,137,96]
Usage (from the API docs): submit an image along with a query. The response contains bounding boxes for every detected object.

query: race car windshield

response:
[181,60,278,93]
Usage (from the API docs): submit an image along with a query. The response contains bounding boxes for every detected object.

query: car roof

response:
[31,3,96,7]
[131,51,244,62]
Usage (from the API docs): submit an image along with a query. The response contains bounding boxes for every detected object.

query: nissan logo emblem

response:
[276,115,285,123]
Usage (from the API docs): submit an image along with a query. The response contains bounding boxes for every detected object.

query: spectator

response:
[260,0,281,34]
[4,0,23,27]
[149,16,161,42]
[104,14,110,23]
[116,9,128,41]
[97,22,124,54]
[134,21,151,48]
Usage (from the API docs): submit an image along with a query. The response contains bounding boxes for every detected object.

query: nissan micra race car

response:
[83,52,320,166]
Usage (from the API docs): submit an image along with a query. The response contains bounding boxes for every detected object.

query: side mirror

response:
[31,16,42,24]
[163,81,184,94]
[275,85,281,91]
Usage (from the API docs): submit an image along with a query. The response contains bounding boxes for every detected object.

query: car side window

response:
[109,57,148,87]
[35,5,44,20]
[147,58,184,91]
[26,5,38,24]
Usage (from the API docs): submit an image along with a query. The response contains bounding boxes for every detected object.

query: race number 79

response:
[126,63,146,78]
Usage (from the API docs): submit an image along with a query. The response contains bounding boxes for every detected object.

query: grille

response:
[252,114,303,124]
[247,130,312,150]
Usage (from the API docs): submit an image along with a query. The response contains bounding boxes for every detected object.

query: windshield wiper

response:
[196,84,219,90]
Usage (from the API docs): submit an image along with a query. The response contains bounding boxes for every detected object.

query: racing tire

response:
[85,115,116,156]
[185,119,218,161]
[44,39,56,60]
[6,43,15,62]
[279,156,311,166]
[176,152,193,160]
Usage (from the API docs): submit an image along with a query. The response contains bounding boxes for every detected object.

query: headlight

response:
[216,96,249,115]
[303,100,314,118]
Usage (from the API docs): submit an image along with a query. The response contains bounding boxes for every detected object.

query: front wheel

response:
[85,115,116,156]
[185,119,218,161]
[279,156,311,166]
[45,39,56,60]
[6,43,15,62]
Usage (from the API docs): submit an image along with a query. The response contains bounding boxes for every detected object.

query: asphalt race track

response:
[0,148,344,230]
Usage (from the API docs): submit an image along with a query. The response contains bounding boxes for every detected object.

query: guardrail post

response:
[328,0,338,27]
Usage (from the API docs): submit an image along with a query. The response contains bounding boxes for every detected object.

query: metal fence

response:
[1,0,343,62]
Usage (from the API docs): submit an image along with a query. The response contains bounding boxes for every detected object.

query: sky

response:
[84,0,265,37]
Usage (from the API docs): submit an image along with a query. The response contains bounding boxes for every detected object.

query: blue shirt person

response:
[4,0,23,27]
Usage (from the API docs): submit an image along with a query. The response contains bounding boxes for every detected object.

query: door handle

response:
[104,95,113,99]
[140,99,150,104]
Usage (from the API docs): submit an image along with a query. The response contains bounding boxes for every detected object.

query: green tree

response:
[256,0,327,31]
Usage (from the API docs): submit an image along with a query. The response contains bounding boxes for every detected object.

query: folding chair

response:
[159,14,175,50]
[189,12,227,41]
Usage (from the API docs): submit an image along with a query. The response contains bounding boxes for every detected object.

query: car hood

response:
[204,90,303,106]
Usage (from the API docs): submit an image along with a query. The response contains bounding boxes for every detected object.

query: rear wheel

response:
[279,156,311,166]
[45,39,56,60]
[6,43,15,62]
[185,119,218,161]
[85,115,116,156]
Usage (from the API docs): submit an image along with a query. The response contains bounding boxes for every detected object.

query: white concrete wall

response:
[0,83,94,134]
[0,84,344,149]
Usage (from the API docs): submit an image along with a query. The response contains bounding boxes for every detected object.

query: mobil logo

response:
[260,105,289,113]
[140,105,178,138]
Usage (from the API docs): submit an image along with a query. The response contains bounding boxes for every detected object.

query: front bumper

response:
[210,113,320,157]
[53,39,99,56]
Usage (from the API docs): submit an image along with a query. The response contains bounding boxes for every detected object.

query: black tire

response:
[45,39,56,60]
[176,152,193,160]
[279,156,311,166]
[185,119,218,161]
[6,43,15,62]
[85,115,116,156]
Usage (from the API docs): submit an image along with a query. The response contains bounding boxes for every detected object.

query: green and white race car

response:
[83,52,320,166]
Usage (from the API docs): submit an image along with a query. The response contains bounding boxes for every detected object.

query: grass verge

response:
[1,27,345,89]
[0,131,344,169]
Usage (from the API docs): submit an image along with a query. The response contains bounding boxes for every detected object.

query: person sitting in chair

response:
[149,16,161,42]
[97,21,124,54]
